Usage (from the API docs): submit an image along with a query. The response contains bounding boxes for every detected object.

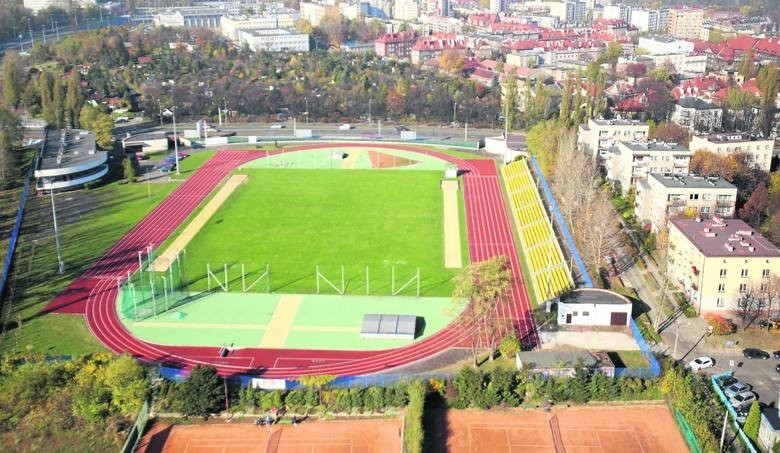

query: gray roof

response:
[560,289,631,306]
[649,173,736,190]
[37,129,101,172]
[700,133,769,144]
[591,118,645,126]
[671,218,780,258]
[678,97,719,110]
[762,407,780,431]
[619,141,690,152]
[360,314,416,336]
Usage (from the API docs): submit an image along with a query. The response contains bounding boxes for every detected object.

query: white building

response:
[646,53,707,74]
[238,28,310,52]
[689,133,775,172]
[603,4,632,22]
[35,129,107,192]
[630,8,668,33]
[220,14,299,41]
[577,118,649,167]
[153,8,225,28]
[557,289,633,327]
[300,1,338,26]
[608,141,692,194]
[635,173,737,233]
[489,0,508,14]
[638,36,693,55]
[672,98,723,134]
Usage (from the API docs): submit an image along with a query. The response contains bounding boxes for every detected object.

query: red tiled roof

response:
[412,38,466,52]
[725,35,758,52]
[376,31,418,44]
[754,36,780,57]
[137,55,152,64]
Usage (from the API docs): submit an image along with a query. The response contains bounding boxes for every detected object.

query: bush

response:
[499,334,521,360]
[704,314,737,335]
[404,380,426,453]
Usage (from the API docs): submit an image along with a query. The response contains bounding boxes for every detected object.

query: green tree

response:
[503,74,518,131]
[64,70,84,127]
[175,365,223,419]
[739,49,755,80]
[499,333,520,359]
[122,157,136,182]
[404,380,426,453]
[0,107,22,188]
[39,70,55,125]
[453,366,483,407]
[103,354,147,417]
[79,104,113,149]
[2,51,23,109]
[570,364,591,403]
[757,64,779,137]
[744,400,761,442]
[297,374,336,406]
[559,73,572,126]
[52,74,65,127]
[488,368,518,406]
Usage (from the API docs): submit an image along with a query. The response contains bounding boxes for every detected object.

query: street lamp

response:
[368,98,372,125]
[171,106,180,175]
[18,34,23,52]
[452,102,458,124]
[673,321,690,358]
[47,178,65,274]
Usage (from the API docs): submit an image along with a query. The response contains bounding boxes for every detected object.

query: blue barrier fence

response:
[0,157,37,302]
[527,157,593,288]
[711,371,759,453]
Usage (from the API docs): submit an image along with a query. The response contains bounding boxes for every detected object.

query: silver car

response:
[729,391,757,409]
[724,381,752,398]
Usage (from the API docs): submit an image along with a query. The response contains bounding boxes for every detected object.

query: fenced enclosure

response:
[118,247,191,321]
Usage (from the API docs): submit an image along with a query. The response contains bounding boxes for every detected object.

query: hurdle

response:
[316,265,345,295]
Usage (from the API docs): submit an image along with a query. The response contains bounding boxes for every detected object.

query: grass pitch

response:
[181,168,461,296]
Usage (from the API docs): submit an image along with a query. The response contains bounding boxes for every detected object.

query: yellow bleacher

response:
[501,160,574,304]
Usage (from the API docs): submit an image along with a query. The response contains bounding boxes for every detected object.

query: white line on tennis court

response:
[596,430,604,453]
[632,426,645,453]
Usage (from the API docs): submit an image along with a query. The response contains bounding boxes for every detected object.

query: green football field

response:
[179,168,463,297]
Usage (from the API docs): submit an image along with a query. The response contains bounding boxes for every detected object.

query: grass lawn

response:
[169,150,217,180]
[181,168,457,296]
[611,350,649,368]
[0,180,178,356]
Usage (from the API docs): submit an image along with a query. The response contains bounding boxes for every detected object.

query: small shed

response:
[759,407,780,451]
[515,350,615,378]
[557,289,632,327]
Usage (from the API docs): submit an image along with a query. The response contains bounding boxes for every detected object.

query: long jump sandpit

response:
[151,174,247,272]
[427,404,688,453]
[139,417,402,453]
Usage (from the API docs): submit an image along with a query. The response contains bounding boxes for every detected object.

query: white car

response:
[338,123,352,130]
[724,382,752,398]
[687,356,714,371]
[270,124,284,129]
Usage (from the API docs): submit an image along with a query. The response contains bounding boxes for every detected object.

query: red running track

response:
[44,143,539,377]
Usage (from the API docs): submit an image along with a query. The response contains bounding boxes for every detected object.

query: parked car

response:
[687,357,715,371]
[714,375,738,389]
[155,163,173,172]
[114,116,129,123]
[724,381,752,398]
[135,153,149,161]
[270,124,284,129]
[729,391,757,409]
[776,364,780,373]
[338,123,352,130]
[773,350,780,360]
[743,348,770,359]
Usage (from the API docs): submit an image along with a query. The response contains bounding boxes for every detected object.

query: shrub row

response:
[404,380,426,453]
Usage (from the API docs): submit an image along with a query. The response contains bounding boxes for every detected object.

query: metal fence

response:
[194,135,480,150]
[0,155,37,302]
[711,371,759,453]
[121,400,150,453]
[674,408,704,453]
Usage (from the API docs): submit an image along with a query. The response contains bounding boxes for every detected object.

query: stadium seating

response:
[502,160,573,303]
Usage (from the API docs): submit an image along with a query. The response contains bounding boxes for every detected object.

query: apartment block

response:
[607,141,691,194]
[300,2,338,26]
[668,218,780,315]
[689,133,775,172]
[220,14,298,41]
[672,98,723,133]
[374,31,418,58]
[667,8,704,40]
[238,29,310,52]
[394,0,419,20]
[577,118,649,167]
[635,173,737,233]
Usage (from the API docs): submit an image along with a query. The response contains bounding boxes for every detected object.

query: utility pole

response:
[42,24,46,45]
[28,19,34,47]
[19,34,23,52]
[172,106,180,175]
[368,98,372,125]
[48,179,65,274]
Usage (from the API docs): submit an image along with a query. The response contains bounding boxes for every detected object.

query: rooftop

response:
[245,28,302,36]
[670,218,780,258]
[678,97,719,110]
[762,407,780,432]
[590,118,646,127]
[38,129,101,172]
[619,141,690,153]
[559,288,631,306]
[649,173,736,190]
[698,133,772,144]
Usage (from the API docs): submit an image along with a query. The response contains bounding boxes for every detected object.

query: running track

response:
[44,143,539,377]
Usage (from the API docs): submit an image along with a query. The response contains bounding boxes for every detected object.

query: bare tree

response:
[553,128,598,231]
[736,284,764,329]
[578,186,619,279]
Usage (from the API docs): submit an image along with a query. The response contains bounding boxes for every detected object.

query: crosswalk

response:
[502,160,574,303]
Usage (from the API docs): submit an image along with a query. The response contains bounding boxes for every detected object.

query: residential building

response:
[393,0,419,21]
[630,8,668,33]
[646,53,707,74]
[667,7,703,40]
[557,289,632,327]
[23,0,69,13]
[489,0,508,14]
[689,133,775,172]
[237,28,310,52]
[576,118,649,167]
[153,8,225,28]
[637,36,693,55]
[300,2,338,26]
[438,0,449,17]
[672,98,723,134]
[635,173,737,233]
[35,129,107,192]
[410,37,467,65]
[608,141,691,194]
[603,4,632,23]
[374,31,418,58]
[667,218,780,315]
[564,0,586,25]
[759,408,780,452]
[220,14,298,41]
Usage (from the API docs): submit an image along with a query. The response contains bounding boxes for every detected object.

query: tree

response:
[739,49,755,80]
[52,74,65,127]
[64,70,84,127]
[79,104,114,149]
[503,74,518,131]
[439,49,465,76]
[122,157,136,182]
[649,121,691,146]
[39,70,55,125]
[744,401,761,442]
[2,51,23,109]
[0,107,22,188]
[102,354,148,417]
[756,65,779,137]
[738,182,769,228]
[175,365,223,419]
[559,73,572,126]
[499,333,520,360]
[297,374,336,406]
[451,256,513,365]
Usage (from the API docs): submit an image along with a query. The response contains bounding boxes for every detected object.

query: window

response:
[583,311,590,316]
[573,311,578,316]
[739,283,747,293]
[763,269,770,278]
[702,193,712,200]
[716,298,724,308]
[741,269,748,278]
[689,194,699,200]
[718,284,726,293]
[719,269,727,278]
[700,207,711,214]
[761,283,769,292]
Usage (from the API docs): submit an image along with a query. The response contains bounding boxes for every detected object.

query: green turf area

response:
[118,291,456,350]
[180,168,458,296]
[0,180,178,356]
[242,148,452,171]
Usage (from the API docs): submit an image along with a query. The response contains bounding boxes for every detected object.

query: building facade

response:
[689,133,775,172]
[667,7,703,40]
[35,129,106,192]
[238,29,310,52]
[557,289,633,327]
[153,8,225,28]
[577,118,649,168]
[667,218,780,315]
[672,98,723,133]
[220,14,298,40]
[374,31,418,58]
[394,0,419,20]
[635,173,737,233]
[608,141,691,194]
[489,0,508,14]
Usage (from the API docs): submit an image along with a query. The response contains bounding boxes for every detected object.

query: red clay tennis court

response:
[428,404,687,453]
[139,417,402,453]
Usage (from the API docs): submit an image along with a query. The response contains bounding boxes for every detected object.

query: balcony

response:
[716,199,733,207]
[668,199,686,207]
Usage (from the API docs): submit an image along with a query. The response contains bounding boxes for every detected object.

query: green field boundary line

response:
[456,181,470,266]
[496,161,539,307]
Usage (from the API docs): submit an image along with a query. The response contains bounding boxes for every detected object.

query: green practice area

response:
[118,292,456,350]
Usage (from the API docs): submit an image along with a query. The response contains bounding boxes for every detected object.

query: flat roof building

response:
[577,118,649,167]
[35,129,107,192]
[607,141,691,194]
[636,173,737,233]
[668,218,780,315]
[689,133,775,172]
[238,28,310,52]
